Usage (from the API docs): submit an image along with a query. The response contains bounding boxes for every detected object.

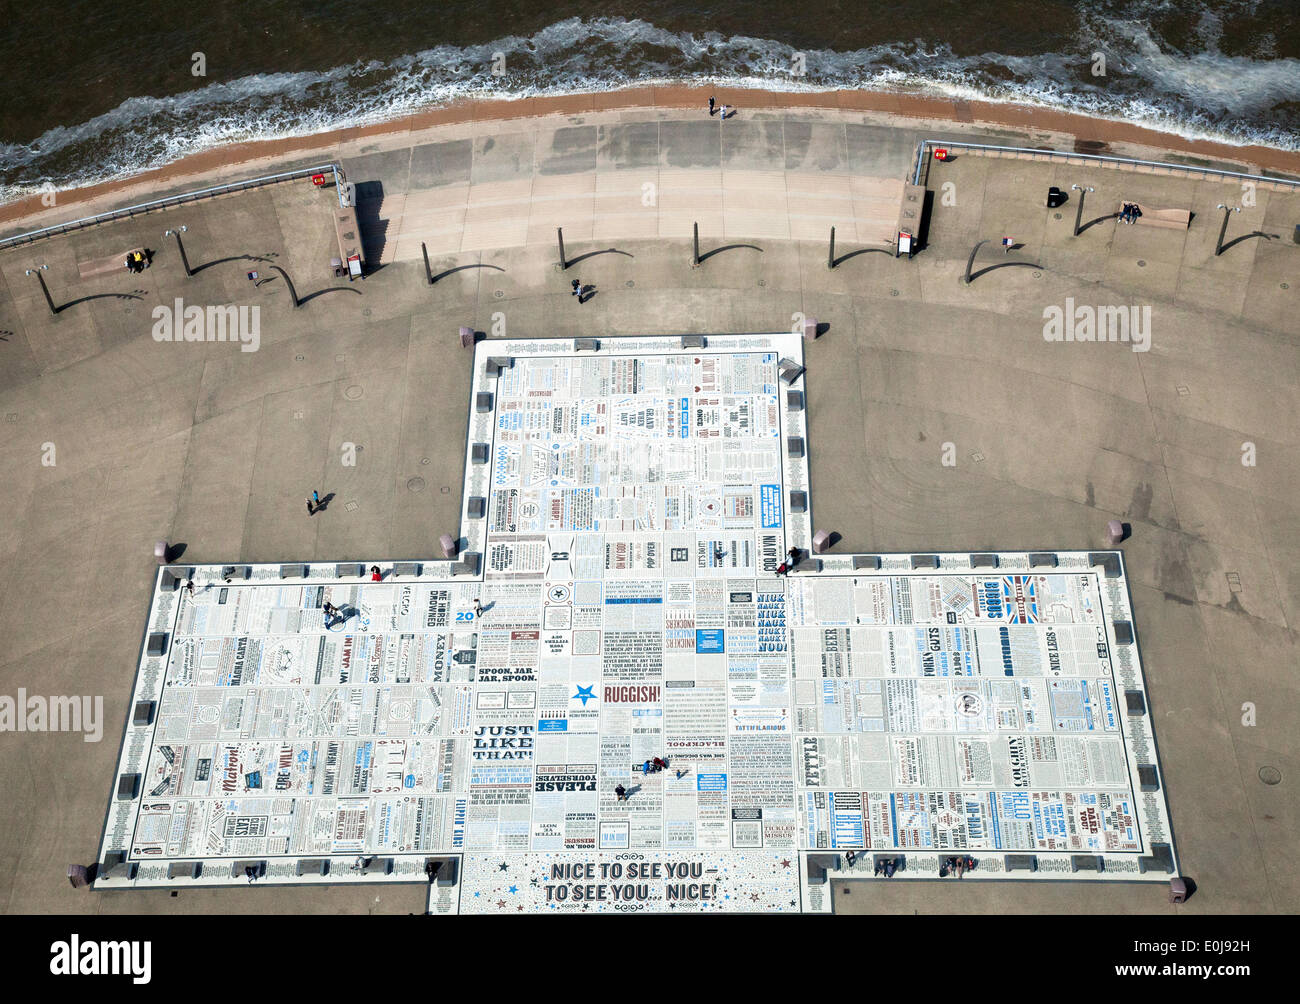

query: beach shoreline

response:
[5,82,1300,235]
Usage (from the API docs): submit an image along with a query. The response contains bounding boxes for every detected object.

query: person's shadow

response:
[313,492,337,513]
[578,285,597,304]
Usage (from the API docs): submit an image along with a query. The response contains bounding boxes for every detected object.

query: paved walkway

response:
[0,107,1296,916]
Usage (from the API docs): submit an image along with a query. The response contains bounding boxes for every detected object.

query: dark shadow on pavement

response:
[298,285,363,306]
[698,243,763,263]
[431,263,506,283]
[1078,212,1120,234]
[55,291,144,313]
[967,260,1043,283]
[831,247,892,267]
[191,254,257,275]
[1219,231,1280,254]
[566,248,635,266]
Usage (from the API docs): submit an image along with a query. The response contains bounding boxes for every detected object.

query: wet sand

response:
[4,83,1299,234]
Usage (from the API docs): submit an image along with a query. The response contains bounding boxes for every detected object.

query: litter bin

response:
[1047,186,1067,209]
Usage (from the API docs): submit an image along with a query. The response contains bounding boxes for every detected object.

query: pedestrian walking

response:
[675,769,687,780]
[643,759,653,775]
[652,756,668,771]
[845,850,857,867]
[787,546,800,563]
[185,578,195,596]
[323,601,336,627]
[708,95,716,116]
[473,598,483,618]
[306,497,316,516]
[370,565,382,581]
[615,784,627,802]
[571,278,581,297]
[954,856,966,879]
[720,104,729,120]
[312,490,320,507]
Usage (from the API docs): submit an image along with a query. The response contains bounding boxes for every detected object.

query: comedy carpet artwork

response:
[97,334,1178,912]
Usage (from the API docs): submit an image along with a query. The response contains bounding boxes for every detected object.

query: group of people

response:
[941,855,976,878]
[1118,202,1144,225]
[123,249,151,273]
[322,601,345,629]
[614,757,680,801]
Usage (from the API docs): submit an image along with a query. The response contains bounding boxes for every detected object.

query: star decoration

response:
[497,900,506,908]
[530,877,539,886]
[781,859,791,868]
[498,862,509,871]
[517,904,524,911]
[751,892,760,901]
[572,684,596,706]
[508,885,518,894]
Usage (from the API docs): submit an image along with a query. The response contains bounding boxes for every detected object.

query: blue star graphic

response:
[572,684,596,706]
[509,885,518,894]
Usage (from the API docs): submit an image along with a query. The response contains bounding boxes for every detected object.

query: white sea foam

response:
[2,15,1296,203]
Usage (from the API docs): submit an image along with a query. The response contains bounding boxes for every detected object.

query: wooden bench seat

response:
[78,247,147,279]
[1120,204,1191,230]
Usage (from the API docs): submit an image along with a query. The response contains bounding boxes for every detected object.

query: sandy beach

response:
[4,83,1299,236]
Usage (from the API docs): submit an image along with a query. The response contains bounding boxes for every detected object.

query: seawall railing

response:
[0,163,346,252]
[911,139,1300,192]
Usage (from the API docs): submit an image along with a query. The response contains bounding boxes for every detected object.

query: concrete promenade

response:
[0,105,1296,915]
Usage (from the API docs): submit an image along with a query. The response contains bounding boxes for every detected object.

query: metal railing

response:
[0,163,346,252]
[911,139,1300,191]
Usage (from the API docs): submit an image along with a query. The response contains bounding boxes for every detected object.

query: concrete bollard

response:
[459,326,474,349]
[440,534,457,559]
[812,530,832,553]
[1106,519,1125,545]
[1169,877,1188,904]
[803,316,819,341]
[155,541,169,565]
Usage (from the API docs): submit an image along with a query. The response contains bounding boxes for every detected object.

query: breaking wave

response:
[2,13,1297,204]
